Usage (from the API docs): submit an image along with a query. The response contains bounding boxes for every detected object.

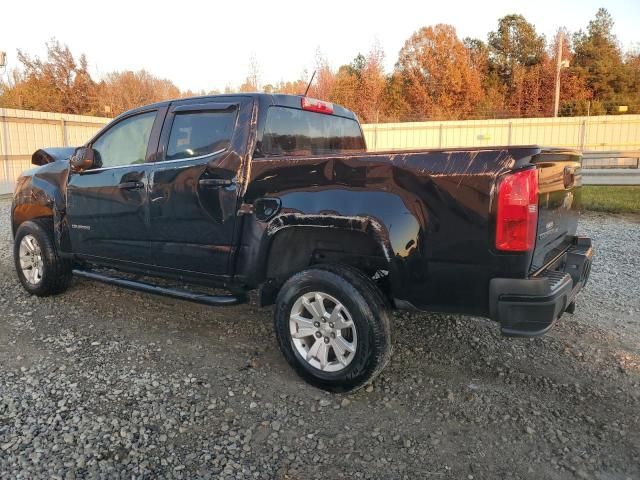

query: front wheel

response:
[14,219,72,296]
[274,265,392,392]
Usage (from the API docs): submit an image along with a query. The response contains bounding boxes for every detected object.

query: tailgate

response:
[530,149,582,273]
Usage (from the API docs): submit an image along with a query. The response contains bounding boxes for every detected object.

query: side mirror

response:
[70,147,98,172]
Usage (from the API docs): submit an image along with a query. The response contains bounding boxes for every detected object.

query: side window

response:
[165,110,236,161]
[92,111,156,168]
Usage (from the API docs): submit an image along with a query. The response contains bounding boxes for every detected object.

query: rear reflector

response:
[301,97,334,114]
[495,169,538,252]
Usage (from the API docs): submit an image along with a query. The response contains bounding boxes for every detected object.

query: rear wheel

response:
[14,219,72,296]
[274,265,392,392]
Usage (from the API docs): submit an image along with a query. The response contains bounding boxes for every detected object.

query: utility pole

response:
[0,51,7,77]
[553,31,564,117]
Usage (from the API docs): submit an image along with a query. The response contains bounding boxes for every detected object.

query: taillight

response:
[301,97,334,114]
[495,169,538,251]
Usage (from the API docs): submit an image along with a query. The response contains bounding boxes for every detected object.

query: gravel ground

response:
[1,198,639,479]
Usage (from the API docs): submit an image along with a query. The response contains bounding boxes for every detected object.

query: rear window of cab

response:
[261,106,365,157]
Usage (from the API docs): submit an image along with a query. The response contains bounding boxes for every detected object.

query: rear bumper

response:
[489,237,593,337]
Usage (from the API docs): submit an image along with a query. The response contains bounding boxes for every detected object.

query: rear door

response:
[67,108,165,264]
[147,98,253,275]
[530,150,582,272]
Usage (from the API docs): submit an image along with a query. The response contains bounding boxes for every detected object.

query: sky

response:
[1,0,639,93]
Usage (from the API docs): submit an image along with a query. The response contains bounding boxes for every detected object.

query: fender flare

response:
[244,212,396,290]
[251,213,396,306]
[265,212,394,263]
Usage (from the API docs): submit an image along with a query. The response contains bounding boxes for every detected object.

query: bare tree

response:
[239,54,260,92]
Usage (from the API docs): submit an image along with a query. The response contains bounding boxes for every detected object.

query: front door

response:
[67,109,163,265]
[147,98,252,275]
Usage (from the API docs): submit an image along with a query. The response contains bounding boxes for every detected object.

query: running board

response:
[72,269,246,306]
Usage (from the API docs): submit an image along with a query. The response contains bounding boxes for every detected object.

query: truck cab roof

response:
[117,93,359,122]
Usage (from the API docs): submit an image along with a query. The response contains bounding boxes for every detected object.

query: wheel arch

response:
[12,203,55,236]
[255,213,395,306]
[11,163,69,250]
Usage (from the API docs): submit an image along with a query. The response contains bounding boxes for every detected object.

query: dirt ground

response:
[1,198,639,479]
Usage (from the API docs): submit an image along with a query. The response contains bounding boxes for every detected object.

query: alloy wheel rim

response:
[289,291,357,372]
[19,234,44,285]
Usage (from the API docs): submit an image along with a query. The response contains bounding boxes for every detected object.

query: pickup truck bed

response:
[241,143,592,326]
[11,93,593,391]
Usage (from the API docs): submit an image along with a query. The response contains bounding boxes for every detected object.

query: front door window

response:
[92,111,156,168]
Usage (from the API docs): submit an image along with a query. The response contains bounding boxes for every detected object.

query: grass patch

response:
[581,186,640,213]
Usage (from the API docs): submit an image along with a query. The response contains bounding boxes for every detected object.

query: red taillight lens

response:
[495,169,538,252]
[301,97,334,114]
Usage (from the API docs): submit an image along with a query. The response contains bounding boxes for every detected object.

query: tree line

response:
[1,8,638,122]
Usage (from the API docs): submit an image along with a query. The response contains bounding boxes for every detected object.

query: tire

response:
[274,264,392,392]
[14,218,72,296]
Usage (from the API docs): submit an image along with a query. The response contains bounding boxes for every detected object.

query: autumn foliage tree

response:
[1,9,638,121]
[0,40,96,114]
[96,70,180,115]
[310,52,336,102]
[0,40,181,117]
[395,24,483,119]
[571,8,636,114]
[328,46,387,122]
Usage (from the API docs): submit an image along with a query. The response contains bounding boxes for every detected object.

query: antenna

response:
[303,70,316,96]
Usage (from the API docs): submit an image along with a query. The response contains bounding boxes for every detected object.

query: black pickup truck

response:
[12,94,593,391]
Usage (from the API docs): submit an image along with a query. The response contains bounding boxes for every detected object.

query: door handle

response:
[118,181,144,190]
[199,178,234,187]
